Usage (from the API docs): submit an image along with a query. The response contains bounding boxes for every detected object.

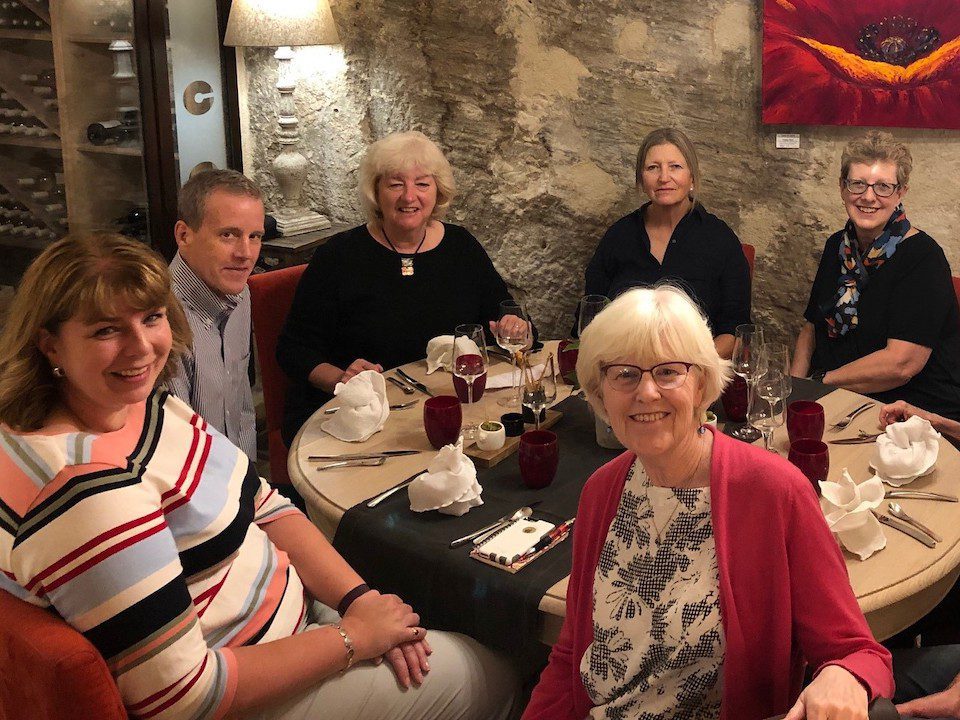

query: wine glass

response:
[522,357,557,430]
[729,324,764,441]
[578,294,609,338]
[452,323,488,439]
[763,341,792,400]
[749,368,786,452]
[495,299,531,408]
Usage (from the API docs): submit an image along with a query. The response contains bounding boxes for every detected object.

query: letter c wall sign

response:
[184,80,215,115]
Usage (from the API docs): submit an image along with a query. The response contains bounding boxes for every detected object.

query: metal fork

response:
[828,401,875,431]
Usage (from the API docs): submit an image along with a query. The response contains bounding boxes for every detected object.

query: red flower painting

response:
[762,0,960,129]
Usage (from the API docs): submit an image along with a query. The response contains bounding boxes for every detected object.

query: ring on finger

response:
[412,628,420,637]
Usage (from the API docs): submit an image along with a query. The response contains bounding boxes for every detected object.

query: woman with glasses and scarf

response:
[791,131,960,422]
[523,286,892,720]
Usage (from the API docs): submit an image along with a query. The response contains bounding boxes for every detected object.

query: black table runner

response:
[332,394,621,656]
[333,379,831,657]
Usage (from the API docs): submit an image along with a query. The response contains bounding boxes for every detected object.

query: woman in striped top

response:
[0,234,517,720]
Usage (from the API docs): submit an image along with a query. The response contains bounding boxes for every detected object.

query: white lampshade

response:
[224,0,340,48]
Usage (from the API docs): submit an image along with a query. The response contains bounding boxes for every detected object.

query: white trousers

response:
[250,603,521,720]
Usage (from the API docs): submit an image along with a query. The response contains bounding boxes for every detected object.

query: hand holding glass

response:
[495,300,531,408]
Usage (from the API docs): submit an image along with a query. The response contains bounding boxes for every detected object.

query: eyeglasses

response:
[842,178,900,198]
[601,362,696,392]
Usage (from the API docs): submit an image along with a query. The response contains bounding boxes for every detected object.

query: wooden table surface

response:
[289,348,960,642]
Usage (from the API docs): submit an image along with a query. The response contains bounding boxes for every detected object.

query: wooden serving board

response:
[464,409,563,467]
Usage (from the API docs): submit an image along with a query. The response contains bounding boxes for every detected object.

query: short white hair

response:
[576,285,732,422]
[358,130,456,223]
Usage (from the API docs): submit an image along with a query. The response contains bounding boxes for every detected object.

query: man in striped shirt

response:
[167,170,264,460]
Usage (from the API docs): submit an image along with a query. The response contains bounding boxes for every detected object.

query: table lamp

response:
[225,0,339,234]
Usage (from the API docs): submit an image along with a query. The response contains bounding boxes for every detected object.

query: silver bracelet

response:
[333,623,355,672]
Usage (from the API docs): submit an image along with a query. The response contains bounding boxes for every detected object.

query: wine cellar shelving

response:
[0,0,148,286]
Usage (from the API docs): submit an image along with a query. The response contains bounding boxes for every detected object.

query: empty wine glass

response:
[495,299,531,408]
[763,341,792,400]
[750,367,787,452]
[729,323,764,442]
[522,356,557,430]
[452,323,488,439]
[578,294,609,338]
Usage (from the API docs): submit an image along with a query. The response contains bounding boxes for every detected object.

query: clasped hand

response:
[338,590,431,688]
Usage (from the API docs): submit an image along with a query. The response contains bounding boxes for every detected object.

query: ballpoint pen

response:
[512,517,576,564]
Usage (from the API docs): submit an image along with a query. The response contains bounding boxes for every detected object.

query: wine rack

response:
[0,0,148,287]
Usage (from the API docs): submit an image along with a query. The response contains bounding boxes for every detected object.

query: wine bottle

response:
[86,119,137,145]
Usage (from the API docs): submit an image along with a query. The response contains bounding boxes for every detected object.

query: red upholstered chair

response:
[742,243,756,280]
[248,264,307,488]
[0,590,126,720]
[953,275,960,308]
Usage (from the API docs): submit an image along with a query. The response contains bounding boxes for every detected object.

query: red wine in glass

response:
[452,353,487,403]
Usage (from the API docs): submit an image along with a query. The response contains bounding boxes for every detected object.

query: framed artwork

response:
[762,0,960,129]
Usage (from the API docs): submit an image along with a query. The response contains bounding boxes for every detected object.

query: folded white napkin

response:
[819,469,886,560]
[320,370,390,442]
[487,363,545,390]
[425,335,481,374]
[870,415,940,487]
[408,441,483,516]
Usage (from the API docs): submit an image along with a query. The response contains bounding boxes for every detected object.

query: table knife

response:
[387,376,416,394]
[448,501,541,548]
[886,490,958,502]
[396,369,434,397]
[308,450,421,461]
[875,512,937,548]
[366,471,424,508]
[828,434,882,445]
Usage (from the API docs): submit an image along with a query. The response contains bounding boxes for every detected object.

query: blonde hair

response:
[0,233,191,431]
[576,285,732,422]
[358,131,456,223]
[635,127,702,207]
[840,130,913,187]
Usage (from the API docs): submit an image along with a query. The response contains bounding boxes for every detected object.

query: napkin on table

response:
[408,441,483,516]
[819,469,886,560]
[870,415,940,487]
[425,335,481,374]
[320,370,390,442]
[486,363,546,390]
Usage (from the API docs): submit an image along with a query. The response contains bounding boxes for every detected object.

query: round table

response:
[289,350,960,643]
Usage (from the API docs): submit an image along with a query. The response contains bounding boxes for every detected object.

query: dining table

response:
[287,342,960,649]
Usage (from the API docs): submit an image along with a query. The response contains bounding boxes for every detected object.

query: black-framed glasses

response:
[601,362,696,392]
[842,178,900,198]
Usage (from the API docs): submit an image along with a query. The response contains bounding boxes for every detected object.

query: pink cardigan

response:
[523,427,893,720]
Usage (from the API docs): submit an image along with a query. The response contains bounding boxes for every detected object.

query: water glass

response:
[788,439,830,493]
[423,395,462,449]
[787,400,825,443]
[519,429,559,489]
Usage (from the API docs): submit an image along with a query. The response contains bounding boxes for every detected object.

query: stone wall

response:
[238,0,960,344]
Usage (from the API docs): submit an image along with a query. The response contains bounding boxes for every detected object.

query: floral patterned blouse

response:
[580,459,725,719]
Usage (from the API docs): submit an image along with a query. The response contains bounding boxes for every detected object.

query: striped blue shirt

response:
[167,253,257,459]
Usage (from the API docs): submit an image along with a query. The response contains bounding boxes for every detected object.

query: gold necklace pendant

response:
[400,257,415,276]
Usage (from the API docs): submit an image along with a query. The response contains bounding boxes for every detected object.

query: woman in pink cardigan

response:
[523,286,892,720]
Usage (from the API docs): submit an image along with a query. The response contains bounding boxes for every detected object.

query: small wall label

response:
[775,133,801,149]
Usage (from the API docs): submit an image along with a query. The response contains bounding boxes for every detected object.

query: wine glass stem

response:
[535,409,541,430]
[511,355,519,405]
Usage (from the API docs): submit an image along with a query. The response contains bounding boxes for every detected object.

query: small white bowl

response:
[476,421,506,451]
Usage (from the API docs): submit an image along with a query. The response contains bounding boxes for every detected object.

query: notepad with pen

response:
[470,517,572,573]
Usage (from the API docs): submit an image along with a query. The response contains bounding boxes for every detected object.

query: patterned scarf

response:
[824,204,910,338]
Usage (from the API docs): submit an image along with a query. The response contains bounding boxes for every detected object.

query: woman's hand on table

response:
[896,670,960,718]
[339,590,425,665]
[341,358,383,384]
[783,665,868,720]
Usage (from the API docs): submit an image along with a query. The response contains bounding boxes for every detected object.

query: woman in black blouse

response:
[583,128,751,358]
[791,131,960,421]
[277,131,526,444]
